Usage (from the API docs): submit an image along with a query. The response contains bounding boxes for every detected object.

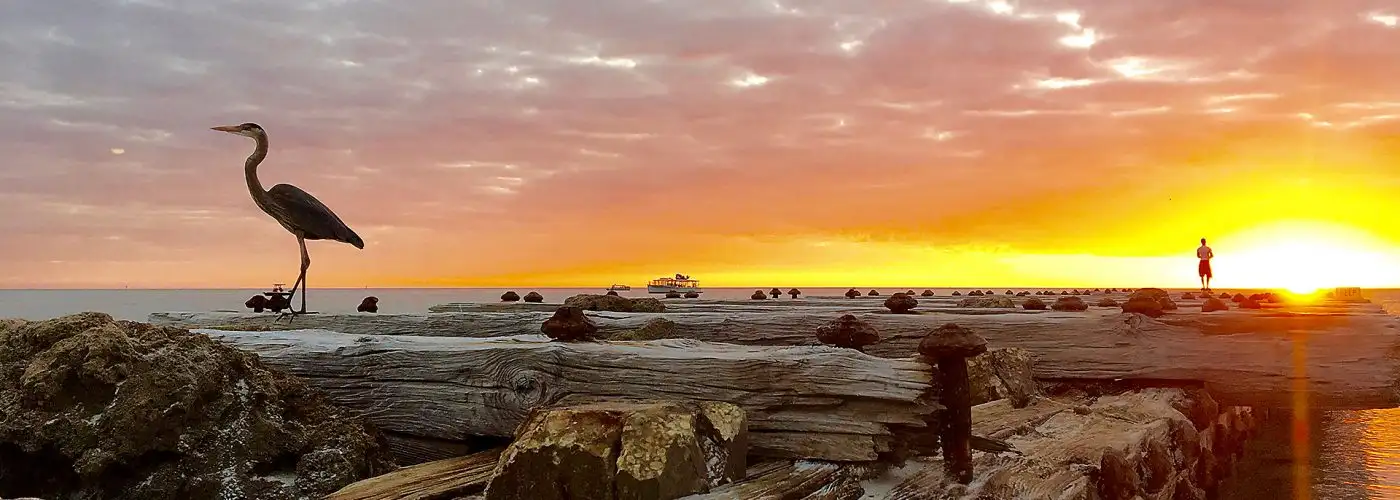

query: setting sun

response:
[1216,221,1400,293]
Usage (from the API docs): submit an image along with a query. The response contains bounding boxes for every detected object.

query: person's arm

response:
[1208,248,1214,259]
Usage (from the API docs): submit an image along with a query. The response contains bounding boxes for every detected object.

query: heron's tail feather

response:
[345,230,364,249]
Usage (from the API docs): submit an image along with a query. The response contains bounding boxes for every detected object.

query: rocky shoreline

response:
[4,288,1387,499]
[0,313,391,499]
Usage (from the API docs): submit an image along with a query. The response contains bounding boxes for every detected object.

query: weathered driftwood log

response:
[161,301,1400,409]
[860,388,1257,499]
[483,401,747,500]
[682,460,870,500]
[325,448,502,500]
[196,329,938,463]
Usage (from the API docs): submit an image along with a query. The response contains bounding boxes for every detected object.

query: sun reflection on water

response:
[1356,409,1400,498]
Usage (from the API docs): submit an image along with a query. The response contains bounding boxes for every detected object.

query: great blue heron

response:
[212,122,364,317]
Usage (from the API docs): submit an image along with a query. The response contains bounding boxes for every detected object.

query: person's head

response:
[1201,238,1207,245]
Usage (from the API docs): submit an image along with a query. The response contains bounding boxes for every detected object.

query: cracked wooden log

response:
[195,329,939,463]
[324,447,503,500]
[157,300,1400,410]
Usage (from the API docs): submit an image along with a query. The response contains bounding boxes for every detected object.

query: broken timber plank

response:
[681,461,853,500]
[163,302,1400,410]
[324,447,503,500]
[196,329,938,463]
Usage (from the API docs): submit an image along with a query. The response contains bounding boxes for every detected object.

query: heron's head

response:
[211,122,265,138]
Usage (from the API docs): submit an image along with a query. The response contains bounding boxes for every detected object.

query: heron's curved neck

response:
[245,132,270,200]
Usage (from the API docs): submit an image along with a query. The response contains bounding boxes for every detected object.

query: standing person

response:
[1197,238,1214,292]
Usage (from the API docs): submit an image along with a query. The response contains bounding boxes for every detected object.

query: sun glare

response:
[1217,221,1400,292]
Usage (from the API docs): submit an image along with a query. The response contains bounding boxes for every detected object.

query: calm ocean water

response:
[3,286,1400,498]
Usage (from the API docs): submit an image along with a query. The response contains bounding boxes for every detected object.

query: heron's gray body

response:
[240,129,363,249]
[262,183,364,248]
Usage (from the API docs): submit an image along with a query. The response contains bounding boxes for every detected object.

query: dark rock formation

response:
[606,290,620,296]
[501,291,521,302]
[1121,296,1164,317]
[1231,293,1246,303]
[1097,446,1142,500]
[356,296,379,313]
[1022,298,1047,310]
[788,288,801,298]
[883,293,918,314]
[1129,288,1170,303]
[969,291,984,296]
[1096,298,1119,307]
[265,295,289,312]
[815,314,880,350]
[845,289,861,299]
[1051,296,1088,311]
[1158,298,1179,311]
[921,289,935,297]
[665,291,682,299]
[952,291,963,296]
[769,288,782,299]
[1181,292,1196,300]
[245,295,268,313]
[0,313,391,500]
[1201,298,1229,312]
[867,290,880,297]
[541,306,597,341]
[751,290,768,300]
[523,291,544,303]
[683,291,700,299]
[1238,298,1262,309]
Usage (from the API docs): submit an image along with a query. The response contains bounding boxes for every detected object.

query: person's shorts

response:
[1198,260,1212,278]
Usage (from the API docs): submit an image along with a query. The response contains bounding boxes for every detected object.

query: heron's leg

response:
[278,236,312,322]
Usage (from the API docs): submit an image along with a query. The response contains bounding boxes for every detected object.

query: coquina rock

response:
[966,348,1038,408]
[565,294,667,313]
[958,297,1015,308]
[484,401,747,500]
[0,313,392,500]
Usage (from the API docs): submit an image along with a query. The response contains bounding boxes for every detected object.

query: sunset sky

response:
[4,0,1400,289]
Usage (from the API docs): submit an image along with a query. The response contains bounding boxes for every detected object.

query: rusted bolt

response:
[918,323,988,484]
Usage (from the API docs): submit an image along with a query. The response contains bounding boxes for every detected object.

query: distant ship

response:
[607,284,632,291]
[647,274,703,294]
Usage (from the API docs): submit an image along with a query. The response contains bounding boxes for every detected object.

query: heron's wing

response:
[266,183,365,248]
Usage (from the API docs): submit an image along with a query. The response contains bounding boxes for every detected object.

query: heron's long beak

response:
[211,125,239,133]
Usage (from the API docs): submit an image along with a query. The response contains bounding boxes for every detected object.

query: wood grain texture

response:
[196,329,938,462]
[682,461,854,500]
[165,298,1400,409]
[324,447,502,500]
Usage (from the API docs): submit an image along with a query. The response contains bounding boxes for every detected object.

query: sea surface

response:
[3,286,1400,498]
